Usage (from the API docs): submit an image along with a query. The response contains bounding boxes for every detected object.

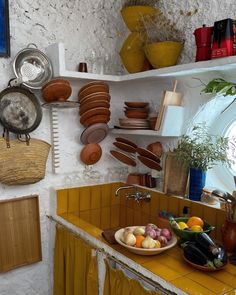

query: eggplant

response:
[195,232,219,256]
[213,247,227,268]
[182,242,215,269]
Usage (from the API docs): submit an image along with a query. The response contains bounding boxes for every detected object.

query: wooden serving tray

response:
[0,195,42,272]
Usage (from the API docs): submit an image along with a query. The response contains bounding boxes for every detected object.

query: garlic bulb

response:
[141,236,157,249]
[123,233,136,246]
[133,226,145,236]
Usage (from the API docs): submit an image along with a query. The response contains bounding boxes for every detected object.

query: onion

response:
[157,235,168,247]
[160,228,172,241]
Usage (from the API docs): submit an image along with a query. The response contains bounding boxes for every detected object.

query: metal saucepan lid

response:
[0,85,42,134]
[13,43,53,89]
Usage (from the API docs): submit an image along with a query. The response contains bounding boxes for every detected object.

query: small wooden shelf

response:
[110,128,179,138]
[46,42,236,83]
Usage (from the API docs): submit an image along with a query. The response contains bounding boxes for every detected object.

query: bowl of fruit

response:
[169,216,215,241]
[114,223,177,255]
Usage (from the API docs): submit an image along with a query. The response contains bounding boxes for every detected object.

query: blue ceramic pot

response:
[189,168,206,201]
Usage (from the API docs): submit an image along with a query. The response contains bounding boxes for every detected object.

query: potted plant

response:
[174,124,231,201]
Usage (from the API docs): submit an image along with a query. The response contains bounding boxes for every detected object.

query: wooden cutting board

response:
[163,152,189,197]
[0,195,42,272]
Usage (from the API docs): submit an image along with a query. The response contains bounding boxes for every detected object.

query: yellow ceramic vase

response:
[121,6,159,32]
[144,41,184,68]
[119,32,146,73]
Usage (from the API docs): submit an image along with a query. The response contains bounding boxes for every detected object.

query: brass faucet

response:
[115,185,151,202]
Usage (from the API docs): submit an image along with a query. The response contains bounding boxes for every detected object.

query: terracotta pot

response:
[222,219,236,253]
[80,143,102,165]
[42,79,72,102]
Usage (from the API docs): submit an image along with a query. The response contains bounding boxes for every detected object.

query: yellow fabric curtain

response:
[53,225,99,295]
[104,260,161,295]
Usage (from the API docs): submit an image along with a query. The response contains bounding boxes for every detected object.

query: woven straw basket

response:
[0,138,51,185]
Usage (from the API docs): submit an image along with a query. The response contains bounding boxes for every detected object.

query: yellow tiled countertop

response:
[58,212,236,295]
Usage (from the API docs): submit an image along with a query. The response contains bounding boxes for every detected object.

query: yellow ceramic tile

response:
[167,195,180,217]
[133,198,142,211]
[152,254,192,275]
[133,210,141,225]
[141,213,150,225]
[178,198,191,216]
[101,183,112,207]
[57,189,68,215]
[79,210,91,224]
[186,271,232,294]
[90,185,101,210]
[101,207,111,230]
[190,201,204,219]
[216,208,226,243]
[143,259,182,281]
[203,205,217,239]
[126,207,134,226]
[150,192,160,217]
[111,183,121,206]
[171,277,217,295]
[141,199,150,215]
[110,205,120,228]
[159,194,168,212]
[90,209,101,229]
[79,186,91,211]
[119,204,126,227]
[226,264,236,276]
[210,270,236,289]
[126,198,135,209]
[224,290,236,295]
[67,188,80,214]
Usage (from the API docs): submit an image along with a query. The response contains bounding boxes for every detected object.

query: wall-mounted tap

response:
[115,185,134,197]
[115,185,151,202]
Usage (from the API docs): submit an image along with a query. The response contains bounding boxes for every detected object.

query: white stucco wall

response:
[0,1,236,294]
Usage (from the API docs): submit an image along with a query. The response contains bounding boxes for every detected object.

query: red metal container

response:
[211,18,235,59]
[194,25,213,62]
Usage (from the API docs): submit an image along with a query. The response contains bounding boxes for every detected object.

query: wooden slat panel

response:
[0,195,41,273]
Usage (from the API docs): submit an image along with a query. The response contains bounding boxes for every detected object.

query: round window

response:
[224,120,236,175]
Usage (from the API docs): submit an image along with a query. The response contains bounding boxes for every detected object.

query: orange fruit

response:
[135,235,145,248]
[191,225,203,232]
[187,216,204,228]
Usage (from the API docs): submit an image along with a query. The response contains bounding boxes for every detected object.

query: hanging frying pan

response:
[12,43,53,90]
[0,83,42,134]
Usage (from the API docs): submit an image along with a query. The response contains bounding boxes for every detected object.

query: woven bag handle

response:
[17,134,31,145]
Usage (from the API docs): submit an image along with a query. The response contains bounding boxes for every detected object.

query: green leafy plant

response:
[174,124,231,171]
[202,78,236,96]
[201,78,236,113]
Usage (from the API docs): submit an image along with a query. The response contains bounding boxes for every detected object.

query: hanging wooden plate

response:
[136,147,161,162]
[138,155,162,171]
[79,100,110,115]
[110,150,136,166]
[113,141,136,153]
[115,137,137,148]
[80,107,110,125]
[80,123,109,144]
[83,115,110,127]
[78,81,109,95]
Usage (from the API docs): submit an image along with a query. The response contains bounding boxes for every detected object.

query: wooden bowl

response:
[42,79,72,102]
[78,85,109,100]
[83,114,110,127]
[79,92,111,104]
[124,110,148,119]
[78,81,109,96]
[80,108,110,125]
[80,143,102,165]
